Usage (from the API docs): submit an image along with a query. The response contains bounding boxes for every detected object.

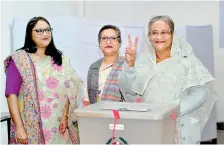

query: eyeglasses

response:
[100,36,119,43]
[149,31,172,38]
[33,28,53,35]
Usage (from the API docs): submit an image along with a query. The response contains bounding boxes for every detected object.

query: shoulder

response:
[12,49,27,58]
[61,55,75,68]
[60,55,74,72]
[5,49,28,63]
[180,54,214,82]
[89,58,103,70]
[61,55,70,64]
[134,51,152,68]
[4,49,28,72]
[181,54,205,69]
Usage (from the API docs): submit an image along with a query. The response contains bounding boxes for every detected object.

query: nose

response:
[106,38,111,43]
[43,31,49,35]
[157,33,163,39]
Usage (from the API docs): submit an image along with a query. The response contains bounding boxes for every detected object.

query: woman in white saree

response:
[118,15,218,144]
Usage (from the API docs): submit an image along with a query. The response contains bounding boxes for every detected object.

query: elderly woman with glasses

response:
[118,15,217,144]
[83,25,126,105]
[4,16,82,144]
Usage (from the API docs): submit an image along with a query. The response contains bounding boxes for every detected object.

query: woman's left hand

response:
[59,115,68,134]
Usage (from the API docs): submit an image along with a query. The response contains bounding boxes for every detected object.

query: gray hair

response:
[148,15,175,35]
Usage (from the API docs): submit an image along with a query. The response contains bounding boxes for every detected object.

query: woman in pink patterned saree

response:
[4,16,82,144]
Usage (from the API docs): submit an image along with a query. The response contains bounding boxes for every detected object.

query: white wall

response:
[1,0,224,143]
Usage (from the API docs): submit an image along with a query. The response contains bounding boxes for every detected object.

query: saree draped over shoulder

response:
[118,28,218,144]
[87,56,125,104]
[4,50,82,144]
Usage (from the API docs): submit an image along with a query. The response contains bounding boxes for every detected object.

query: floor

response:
[217,130,224,144]
[201,130,224,144]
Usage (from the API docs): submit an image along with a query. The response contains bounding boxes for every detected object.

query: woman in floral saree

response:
[4,16,82,144]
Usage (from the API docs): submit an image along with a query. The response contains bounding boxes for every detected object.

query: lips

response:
[42,38,49,40]
[156,41,166,44]
[105,45,113,48]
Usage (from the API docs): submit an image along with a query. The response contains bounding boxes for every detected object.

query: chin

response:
[154,47,165,52]
[103,52,117,56]
[103,50,113,54]
[40,43,50,48]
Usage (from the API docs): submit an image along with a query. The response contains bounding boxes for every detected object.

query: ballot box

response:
[74,101,180,144]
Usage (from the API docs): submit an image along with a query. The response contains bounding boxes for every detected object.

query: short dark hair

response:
[19,16,62,66]
[98,25,122,44]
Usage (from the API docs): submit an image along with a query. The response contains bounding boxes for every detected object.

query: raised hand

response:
[125,35,138,67]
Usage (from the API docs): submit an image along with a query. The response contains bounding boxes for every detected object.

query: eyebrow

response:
[151,30,170,32]
[101,35,117,37]
[33,27,50,30]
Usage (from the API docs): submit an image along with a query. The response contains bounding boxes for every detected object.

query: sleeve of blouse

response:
[5,59,22,97]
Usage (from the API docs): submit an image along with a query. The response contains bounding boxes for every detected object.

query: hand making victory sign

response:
[125,35,138,67]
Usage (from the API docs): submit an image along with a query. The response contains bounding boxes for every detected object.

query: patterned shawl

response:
[4,50,81,144]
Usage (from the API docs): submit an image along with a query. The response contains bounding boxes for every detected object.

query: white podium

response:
[74,102,180,144]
